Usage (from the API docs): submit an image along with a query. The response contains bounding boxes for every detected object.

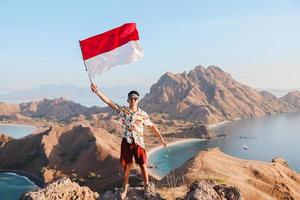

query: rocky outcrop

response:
[0,124,121,192]
[181,180,242,200]
[280,91,300,110]
[0,133,12,147]
[21,177,242,200]
[140,65,296,124]
[181,124,214,139]
[100,185,164,200]
[0,102,20,115]
[22,177,99,200]
[162,148,300,200]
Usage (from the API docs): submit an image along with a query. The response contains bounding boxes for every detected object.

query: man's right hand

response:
[90,83,117,110]
[91,83,98,93]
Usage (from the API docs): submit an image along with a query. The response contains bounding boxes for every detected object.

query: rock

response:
[100,185,164,200]
[213,184,242,200]
[181,180,242,200]
[0,133,12,147]
[21,177,99,200]
[183,180,221,200]
[272,157,290,168]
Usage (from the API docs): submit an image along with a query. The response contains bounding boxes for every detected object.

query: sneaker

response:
[144,182,155,199]
[119,183,129,200]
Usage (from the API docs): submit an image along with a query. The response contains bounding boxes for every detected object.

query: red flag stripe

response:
[79,23,140,60]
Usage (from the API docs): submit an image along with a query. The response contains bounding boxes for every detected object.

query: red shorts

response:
[120,138,147,167]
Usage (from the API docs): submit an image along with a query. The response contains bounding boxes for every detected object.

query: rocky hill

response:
[0,124,121,192]
[159,148,300,200]
[280,91,300,110]
[0,97,107,121]
[140,65,298,124]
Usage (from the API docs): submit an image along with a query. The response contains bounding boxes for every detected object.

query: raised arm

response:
[91,83,118,110]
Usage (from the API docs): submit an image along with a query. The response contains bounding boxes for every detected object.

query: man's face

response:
[127,95,139,107]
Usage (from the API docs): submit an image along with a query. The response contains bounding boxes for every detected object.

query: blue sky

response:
[1,0,299,91]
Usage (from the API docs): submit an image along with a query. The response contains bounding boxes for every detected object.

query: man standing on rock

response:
[91,83,167,199]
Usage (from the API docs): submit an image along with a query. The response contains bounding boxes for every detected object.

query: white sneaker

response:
[144,182,155,199]
[119,183,129,200]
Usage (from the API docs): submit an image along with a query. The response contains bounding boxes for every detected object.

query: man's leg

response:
[119,139,133,199]
[120,138,133,185]
[123,164,131,185]
[119,164,131,199]
[139,163,149,184]
[140,163,154,199]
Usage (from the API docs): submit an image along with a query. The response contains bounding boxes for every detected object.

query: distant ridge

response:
[0,97,107,121]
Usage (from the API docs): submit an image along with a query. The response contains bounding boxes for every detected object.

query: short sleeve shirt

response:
[114,103,153,149]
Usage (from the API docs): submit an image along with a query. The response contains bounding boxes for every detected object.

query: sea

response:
[148,112,300,177]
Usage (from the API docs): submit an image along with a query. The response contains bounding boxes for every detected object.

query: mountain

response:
[140,65,297,124]
[262,88,300,97]
[160,148,300,200]
[1,66,299,124]
[280,91,300,110]
[0,124,121,192]
[0,97,107,121]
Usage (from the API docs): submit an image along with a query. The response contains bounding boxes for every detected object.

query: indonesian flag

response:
[79,23,144,77]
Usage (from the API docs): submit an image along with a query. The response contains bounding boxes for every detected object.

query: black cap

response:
[128,90,140,98]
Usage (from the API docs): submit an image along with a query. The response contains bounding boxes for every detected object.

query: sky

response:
[1,0,300,91]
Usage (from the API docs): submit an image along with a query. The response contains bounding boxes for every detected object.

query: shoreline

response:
[148,138,204,156]
[147,138,204,180]
[0,169,45,188]
[207,117,243,129]
[207,120,233,129]
[0,123,44,139]
[0,123,37,128]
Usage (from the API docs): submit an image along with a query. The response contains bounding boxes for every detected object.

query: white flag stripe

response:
[85,41,144,77]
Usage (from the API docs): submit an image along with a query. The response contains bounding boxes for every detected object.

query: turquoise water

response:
[0,173,38,200]
[0,124,38,199]
[148,112,300,177]
[0,124,36,138]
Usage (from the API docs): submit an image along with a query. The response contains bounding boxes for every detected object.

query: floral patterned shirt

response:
[114,104,153,149]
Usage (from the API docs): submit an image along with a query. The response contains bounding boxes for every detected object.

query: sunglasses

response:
[129,97,138,101]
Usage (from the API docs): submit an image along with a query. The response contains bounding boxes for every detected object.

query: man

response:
[91,83,167,199]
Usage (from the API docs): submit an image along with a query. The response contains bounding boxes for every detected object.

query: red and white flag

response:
[79,23,144,78]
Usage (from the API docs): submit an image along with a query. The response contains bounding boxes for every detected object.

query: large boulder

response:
[21,177,99,200]
[182,180,242,200]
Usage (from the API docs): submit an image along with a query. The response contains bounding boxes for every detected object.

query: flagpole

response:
[83,59,93,84]
[79,40,93,84]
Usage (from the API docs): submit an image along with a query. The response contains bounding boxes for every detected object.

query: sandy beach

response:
[147,138,204,180]
[207,120,232,129]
